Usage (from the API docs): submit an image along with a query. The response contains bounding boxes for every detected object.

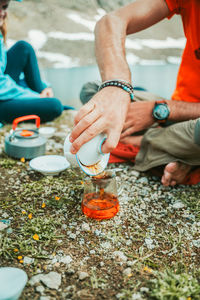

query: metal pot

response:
[5,115,47,159]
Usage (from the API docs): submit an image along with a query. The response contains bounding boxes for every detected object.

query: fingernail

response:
[69,136,73,143]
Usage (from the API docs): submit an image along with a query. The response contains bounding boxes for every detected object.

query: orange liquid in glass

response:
[82,189,119,220]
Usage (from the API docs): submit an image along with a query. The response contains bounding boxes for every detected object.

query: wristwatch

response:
[152,100,170,123]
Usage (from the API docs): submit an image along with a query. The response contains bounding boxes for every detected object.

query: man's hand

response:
[40,87,54,98]
[120,101,155,138]
[69,87,130,154]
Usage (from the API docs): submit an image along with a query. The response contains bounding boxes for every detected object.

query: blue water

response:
[43,64,179,109]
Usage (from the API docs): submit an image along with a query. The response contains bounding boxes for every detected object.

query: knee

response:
[48,98,63,119]
[14,40,34,55]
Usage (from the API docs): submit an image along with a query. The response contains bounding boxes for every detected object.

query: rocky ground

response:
[0,110,200,300]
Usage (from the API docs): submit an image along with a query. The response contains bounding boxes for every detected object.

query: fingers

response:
[101,129,121,153]
[121,126,135,138]
[70,117,106,154]
[70,103,103,145]
[73,101,95,126]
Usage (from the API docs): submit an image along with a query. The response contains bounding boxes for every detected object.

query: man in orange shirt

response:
[69,0,200,186]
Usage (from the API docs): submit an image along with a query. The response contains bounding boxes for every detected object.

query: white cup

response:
[63,133,110,176]
[0,267,28,300]
[64,134,79,168]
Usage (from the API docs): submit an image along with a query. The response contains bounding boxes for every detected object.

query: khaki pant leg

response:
[134,118,200,172]
[134,90,164,102]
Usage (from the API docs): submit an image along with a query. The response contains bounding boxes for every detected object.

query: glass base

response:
[82,192,119,220]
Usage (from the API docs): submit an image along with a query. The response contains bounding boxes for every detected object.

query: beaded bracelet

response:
[98,79,134,102]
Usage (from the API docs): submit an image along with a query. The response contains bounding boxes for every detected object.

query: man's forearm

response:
[94,0,170,83]
[95,14,131,82]
[167,100,200,121]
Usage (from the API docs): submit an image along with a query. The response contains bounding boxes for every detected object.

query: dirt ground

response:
[0,111,200,300]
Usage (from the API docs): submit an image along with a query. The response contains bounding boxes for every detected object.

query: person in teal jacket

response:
[0,0,63,123]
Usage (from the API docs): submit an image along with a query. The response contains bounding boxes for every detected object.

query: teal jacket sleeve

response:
[0,38,40,100]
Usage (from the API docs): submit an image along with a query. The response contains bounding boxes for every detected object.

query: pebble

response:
[23,256,35,265]
[101,242,111,249]
[78,271,89,280]
[145,238,155,250]
[137,177,148,184]
[41,272,61,290]
[113,251,127,262]
[2,212,9,218]
[36,285,45,293]
[30,272,61,290]
[29,274,43,286]
[192,239,200,248]
[69,233,76,239]
[66,268,75,275]
[172,201,185,209]
[123,267,132,276]
[0,223,8,231]
[81,223,90,231]
[60,255,73,265]
[131,292,142,300]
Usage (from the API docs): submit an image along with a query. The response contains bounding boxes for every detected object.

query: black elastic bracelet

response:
[98,79,134,102]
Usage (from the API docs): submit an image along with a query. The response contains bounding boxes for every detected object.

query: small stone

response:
[131,170,140,178]
[172,201,185,209]
[127,261,135,267]
[69,233,76,239]
[145,238,155,250]
[132,292,142,300]
[81,223,90,232]
[0,223,8,231]
[192,239,200,248]
[137,177,148,184]
[60,255,73,265]
[90,250,95,255]
[36,285,45,293]
[23,256,35,265]
[29,274,43,286]
[2,212,9,218]
[113,251,127,262]
[140,287,149,293]
[41,272,61,290]
[123,267,132,276]
[78,271,89,280]
[116,293,125,299]
[126,240,132,246]
[66,269,75,275]
[101,242,111,249]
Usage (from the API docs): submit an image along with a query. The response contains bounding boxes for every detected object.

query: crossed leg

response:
[123,119,200,186]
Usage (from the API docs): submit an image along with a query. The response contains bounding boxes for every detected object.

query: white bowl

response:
[29,155,70,175]
[0,267,28,300]
[39,127,56,138]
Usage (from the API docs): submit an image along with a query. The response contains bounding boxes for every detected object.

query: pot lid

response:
[14,129,39,139]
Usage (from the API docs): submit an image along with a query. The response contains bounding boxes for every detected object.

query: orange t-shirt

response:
[165,0,200,102]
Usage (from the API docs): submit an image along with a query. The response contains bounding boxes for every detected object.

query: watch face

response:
[153,103,169,120]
